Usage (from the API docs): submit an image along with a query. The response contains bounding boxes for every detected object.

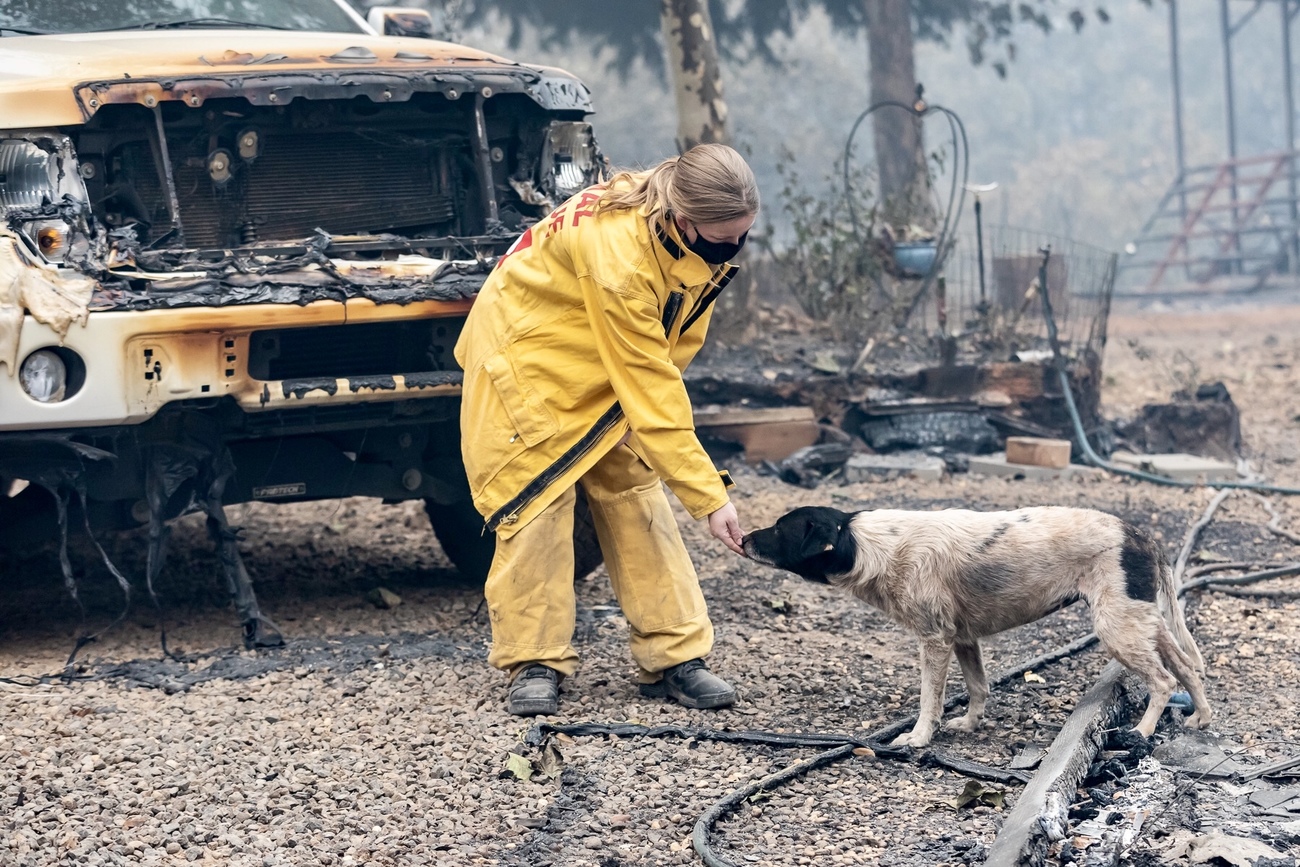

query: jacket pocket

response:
[482,347,559,448]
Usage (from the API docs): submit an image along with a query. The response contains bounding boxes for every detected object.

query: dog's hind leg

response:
[891,639,953,748]
[945,641,988,734]
[1096,610,1180,738]
[1156,626,1213,729]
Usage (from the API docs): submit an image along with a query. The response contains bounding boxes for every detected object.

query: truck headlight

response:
[543,122,601,200]
[0,135,89,263]
[33,221,70,261]
[19,349,69,403]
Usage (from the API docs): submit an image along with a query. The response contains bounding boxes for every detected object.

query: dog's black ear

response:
[797,516,840,562]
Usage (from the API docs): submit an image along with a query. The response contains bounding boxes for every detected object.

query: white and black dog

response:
[742,505,1211,747]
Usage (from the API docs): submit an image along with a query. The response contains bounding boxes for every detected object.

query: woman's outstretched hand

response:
[707,502,745,556]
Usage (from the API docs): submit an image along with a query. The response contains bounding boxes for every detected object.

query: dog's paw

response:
[943,715,981,734]
[1185,708,1212,729]
[890,730,933,748]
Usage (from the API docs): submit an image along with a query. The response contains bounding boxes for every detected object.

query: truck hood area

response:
[0,30,592,125]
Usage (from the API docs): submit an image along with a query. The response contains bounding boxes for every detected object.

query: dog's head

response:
[742,506,856,584]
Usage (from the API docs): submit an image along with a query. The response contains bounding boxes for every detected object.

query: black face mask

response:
[683,227,747,264]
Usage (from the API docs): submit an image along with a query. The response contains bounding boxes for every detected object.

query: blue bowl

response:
[893,242,938,277]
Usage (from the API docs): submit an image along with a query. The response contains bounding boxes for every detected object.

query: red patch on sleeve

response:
[495,226,534,268]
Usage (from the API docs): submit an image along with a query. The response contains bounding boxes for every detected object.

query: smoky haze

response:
[371,1,1288,256]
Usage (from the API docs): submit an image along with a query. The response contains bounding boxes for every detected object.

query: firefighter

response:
[454,143,757,716]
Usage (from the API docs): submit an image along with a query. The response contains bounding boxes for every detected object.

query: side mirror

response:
[366,7,436,39]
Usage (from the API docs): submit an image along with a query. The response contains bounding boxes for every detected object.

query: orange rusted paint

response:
[345,297,474,324]
[93,299,348,333]
[87,297,471,332]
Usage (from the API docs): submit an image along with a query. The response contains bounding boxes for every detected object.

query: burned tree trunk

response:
[863,0,930,223]
[660,0,729,152]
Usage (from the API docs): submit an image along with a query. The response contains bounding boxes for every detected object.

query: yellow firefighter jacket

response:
[453,185,738,539]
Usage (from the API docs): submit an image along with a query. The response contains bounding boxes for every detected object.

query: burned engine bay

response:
[11,78,602,311]
[91,92,565,242]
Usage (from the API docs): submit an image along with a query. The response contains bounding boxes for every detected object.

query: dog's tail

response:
[1157,557,1206,675]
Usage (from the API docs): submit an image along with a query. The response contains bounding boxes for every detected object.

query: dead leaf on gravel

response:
[810,351,842,374]
[535,742,565,781]
[1023,671,1046,684]
[946,780,1005,810]
[765,598,791,613]
[505,753,534,782]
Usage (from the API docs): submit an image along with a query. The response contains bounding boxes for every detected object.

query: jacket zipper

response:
[661,289,685,336]
[486,401,625,532]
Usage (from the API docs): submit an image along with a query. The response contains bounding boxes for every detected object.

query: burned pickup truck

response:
[0,0,605,646]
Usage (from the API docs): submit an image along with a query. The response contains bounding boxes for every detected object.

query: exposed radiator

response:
[185,132,459,247]
[120,130,463,248]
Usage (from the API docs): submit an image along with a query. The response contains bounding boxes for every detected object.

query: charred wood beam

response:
[984,663,1140,867]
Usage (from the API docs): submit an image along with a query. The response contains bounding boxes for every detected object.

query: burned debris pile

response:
[686,230,1122,485]
[1115,382,1243,463]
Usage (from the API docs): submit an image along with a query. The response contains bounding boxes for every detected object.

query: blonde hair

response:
[596,143,759,225]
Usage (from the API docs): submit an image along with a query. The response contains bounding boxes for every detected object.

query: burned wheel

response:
[423,487,604,585]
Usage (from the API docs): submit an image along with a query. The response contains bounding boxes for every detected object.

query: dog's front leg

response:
[891,639,953,748]
[945,641,988,734]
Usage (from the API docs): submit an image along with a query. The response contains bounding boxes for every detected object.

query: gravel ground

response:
[3,300,1300,866]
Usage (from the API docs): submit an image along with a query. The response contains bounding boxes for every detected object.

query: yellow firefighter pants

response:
[484,444,714,682]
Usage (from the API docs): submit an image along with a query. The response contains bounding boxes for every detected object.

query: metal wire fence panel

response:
[905,226,1118,366]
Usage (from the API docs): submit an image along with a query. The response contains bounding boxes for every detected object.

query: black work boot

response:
[639,659,736,709]
[507,664,560,716]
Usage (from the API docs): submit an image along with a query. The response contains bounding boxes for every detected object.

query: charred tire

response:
[423,487,604,585]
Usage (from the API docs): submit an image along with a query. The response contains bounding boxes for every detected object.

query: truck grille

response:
[248,320,462,381]
[111,122,467,249]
